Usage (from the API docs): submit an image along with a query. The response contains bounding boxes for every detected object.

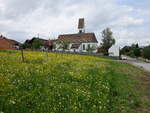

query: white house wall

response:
[81,43,98,53]
[55,43,98,53]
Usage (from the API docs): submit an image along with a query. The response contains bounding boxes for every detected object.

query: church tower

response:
[78,18,85,33]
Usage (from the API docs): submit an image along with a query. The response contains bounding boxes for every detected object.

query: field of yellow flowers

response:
[0,50,141,113]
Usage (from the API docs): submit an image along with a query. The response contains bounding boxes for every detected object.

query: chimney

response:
[78,18,85,33]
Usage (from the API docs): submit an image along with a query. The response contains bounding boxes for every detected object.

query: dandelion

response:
[9,100,16,104]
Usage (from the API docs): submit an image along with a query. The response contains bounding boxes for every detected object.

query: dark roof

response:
[24,37,55,46]
[78,18,84,29]
[57,33,98,43]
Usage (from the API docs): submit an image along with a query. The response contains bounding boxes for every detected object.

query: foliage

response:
[121,43,141,58]
[143,46,150,60]
[20,43,31,49]
[32,39,43,49]
[121,46,130,55]
[86,45,96,53]
[133,48,141,58]
[101,28,115,55]
[0,50,141,113]
[58,41,70,51]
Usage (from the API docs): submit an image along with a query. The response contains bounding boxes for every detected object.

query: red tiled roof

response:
[9,39,21,45]
[43,40,54,46]
[78,18,84,29]
[57,33,98,43]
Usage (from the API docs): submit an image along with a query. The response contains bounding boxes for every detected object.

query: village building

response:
[55,18,98,53]
[24,37,54,50]
[0,35,21,50]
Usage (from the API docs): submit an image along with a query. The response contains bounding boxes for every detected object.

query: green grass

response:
[0,50,147,113]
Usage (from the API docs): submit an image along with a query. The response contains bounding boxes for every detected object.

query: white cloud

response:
[0,0,149,46]
[110,16,144,27]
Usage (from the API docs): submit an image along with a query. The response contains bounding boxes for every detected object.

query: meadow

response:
[0,50,146,113]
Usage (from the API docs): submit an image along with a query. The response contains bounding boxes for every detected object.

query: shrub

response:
[143,46,150,60]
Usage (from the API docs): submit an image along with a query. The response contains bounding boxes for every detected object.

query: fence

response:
[0,49,120,62]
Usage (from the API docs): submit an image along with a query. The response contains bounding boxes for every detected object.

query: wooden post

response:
[21,49,25,62]
[46,50,48,60]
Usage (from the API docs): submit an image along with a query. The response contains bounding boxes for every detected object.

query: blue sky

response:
[0,0,150,47]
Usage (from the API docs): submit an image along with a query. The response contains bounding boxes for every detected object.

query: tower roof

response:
[78,18,84,29]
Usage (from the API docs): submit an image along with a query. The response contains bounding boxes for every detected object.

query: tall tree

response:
[133,48,141,58]
[32,39,43,49]
[101,28,115,55]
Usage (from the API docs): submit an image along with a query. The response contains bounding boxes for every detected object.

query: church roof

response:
[57,33,98,43]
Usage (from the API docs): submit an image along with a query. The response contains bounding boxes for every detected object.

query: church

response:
[55,18,98,53]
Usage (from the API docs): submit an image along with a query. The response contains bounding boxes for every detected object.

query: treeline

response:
[121,44,150,60]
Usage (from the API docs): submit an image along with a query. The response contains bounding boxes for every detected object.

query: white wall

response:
[80,43,98,53]
[55,42,98,53]
[109,45,120,56]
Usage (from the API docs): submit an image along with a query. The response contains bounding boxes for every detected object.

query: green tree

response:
[101,28,115,55]
[32,39,43,49]
[143,46,150,60]
[120,46,130,55]
[135,43,139,48]
[133,48,141,58]
[20,43,31,49]
[58,41,70,51]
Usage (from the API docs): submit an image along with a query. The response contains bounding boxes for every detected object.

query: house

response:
[0,35,21,50]
[55,18,98,53]
[24,37,55,50]
[108,45,120,57]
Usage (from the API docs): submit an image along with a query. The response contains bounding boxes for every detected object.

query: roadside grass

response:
[114,62,150,113]
[0,50,149,113]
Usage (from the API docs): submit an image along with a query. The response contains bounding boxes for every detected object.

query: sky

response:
[0,0,150,47]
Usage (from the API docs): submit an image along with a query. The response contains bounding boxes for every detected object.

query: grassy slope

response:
[0,50,149,113]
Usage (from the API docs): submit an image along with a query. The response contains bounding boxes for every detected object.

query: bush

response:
[143,46,150,60]
[133,48,141,58]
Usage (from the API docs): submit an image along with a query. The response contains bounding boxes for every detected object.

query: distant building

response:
[24,37,55,50]
[0,35,21,50]
[55,18,98,53]
[108,45,120,57]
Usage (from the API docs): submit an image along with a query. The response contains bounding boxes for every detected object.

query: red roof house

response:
[0,35,21,50]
